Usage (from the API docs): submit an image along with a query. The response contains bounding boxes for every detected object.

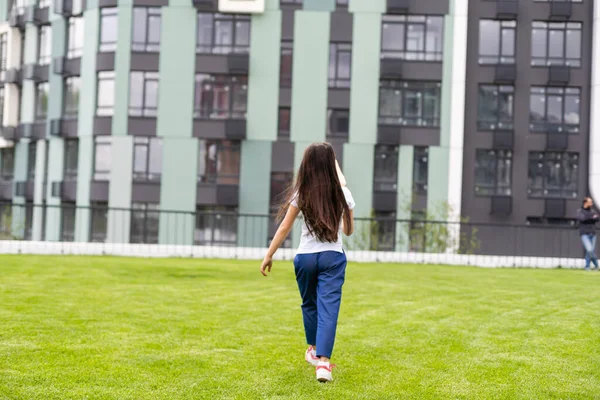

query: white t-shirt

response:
[290,187,356,254]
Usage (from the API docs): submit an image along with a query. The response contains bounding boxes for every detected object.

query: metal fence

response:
[0,202,589,264]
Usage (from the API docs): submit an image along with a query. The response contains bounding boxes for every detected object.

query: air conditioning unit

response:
[219,0,264,13]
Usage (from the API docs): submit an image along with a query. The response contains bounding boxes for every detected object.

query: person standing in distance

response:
[577,196,599,271]
[260,142,355,383]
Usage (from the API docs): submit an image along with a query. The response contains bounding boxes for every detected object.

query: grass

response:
[0,256,599,399]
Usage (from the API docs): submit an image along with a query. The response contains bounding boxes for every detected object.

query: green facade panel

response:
[427,146,450,213]
[11,142,27,238]
[112,6,133,137]
[265,0,279,10]
[44,138,64,241]
[75,136,94,242]
[349,0,386,13]
[348,13,382,145]
[77,8,100,139]
[343,143,374,218]
[47,18,66,131]
[290,11,330,143]
[157,7,195,139]
[159,138,198,245]
[303,0,335,11]
[246,10,281,142]
[238,140,272,247]
[31,140,46,240]
[107,136,133,243]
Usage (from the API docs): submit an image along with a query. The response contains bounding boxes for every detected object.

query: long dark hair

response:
[278,142,351,243]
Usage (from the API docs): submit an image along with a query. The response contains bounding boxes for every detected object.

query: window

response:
[133,137,163,181]
[198,139,241,184]
[413,147,428,194]
[0,148,14,181]
[381,15,444,62]
[63,77,80,118]
[0,87,5,125]
[130,203,159,244]
[99,8,118,52]
[67,17,84,59]
[270,172,293,206]
[475,149,512,196]
[64,139,78,181]
[373,211,396,251]
[195,206,237,246]
[196,13,250,54]
[129,71,159,117]
[27,141,36,181]
[379,80,441,127]
[529,87,580,133]
[24,201,33,240]
[329,43,351,88]
[280,41,293,87]
[477,85,514,131]
[38,0,51,8]
[528,152,578,198]
[374,145,398,191]
[93,136,111,180]
[35,82,49,122]
[478,20,516,65]
[0,33,7,72]
[37,25,51,65]
[326,109,349,139]
[132,7,161,52]
[194,74,248,119]
[61,202,76,242]
[90,202,108,242]
[278,108,290,139]
[96,71,115,116]
[532,22,581,67]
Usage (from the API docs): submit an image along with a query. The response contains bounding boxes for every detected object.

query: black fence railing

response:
[0,202,590,262]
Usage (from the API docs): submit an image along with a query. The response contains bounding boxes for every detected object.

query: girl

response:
[260,142,355,383]
[577,196,599,270]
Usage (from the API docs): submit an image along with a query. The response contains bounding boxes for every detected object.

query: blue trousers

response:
[294,251,347,359]
[581,234,599,269]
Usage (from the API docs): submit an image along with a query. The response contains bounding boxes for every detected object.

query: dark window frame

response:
[477,84,515,131]
[37,24,51,65]
[329,42,351,89]
[0,147,14,181]
[90,201,108,242]
[63,76,80,118]
[531,21,582,68]
[196,13,251,55]
[132,7,161,53]
[474,149,513,196]
[280,40,293,88]
[413,146,428,195]
[129,71,159,117]
[373,145,399,192]
[193,74,248,120]
[130,202,159,244]
[381,15,444,62]
[133,137,163,182]
[66,16,84,59]
[194,206,238,246]
[63,138,79,181]
[278,107,290,139]
[27,141,36,181]
[379,80,442,127]
[60,202,76,242]
[99,7,118,53]
[326,108,349,139]
[528,151,579,199]
[35,82,49,122]
[0,33,7,72]
[372,211,396,252]
[197,139,241,184]
[93,136,111,181]
[96,71,115,116]
[0,86,5,126]
[478,19,517,65]
[529,86,580,133]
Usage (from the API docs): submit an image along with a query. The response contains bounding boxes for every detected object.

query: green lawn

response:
[0,256,599,399]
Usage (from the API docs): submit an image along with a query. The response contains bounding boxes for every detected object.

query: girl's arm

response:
[260,205,300,276]
[342,210,354,236]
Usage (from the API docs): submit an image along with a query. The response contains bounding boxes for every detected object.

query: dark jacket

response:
[577,208,599,235]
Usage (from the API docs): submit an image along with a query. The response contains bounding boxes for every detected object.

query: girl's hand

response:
[260,256,273,276]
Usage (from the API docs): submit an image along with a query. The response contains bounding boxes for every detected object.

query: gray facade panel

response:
[330,12,353,43]
[96,52,116,71]
[0,183,13,200]
[128,118,157,136]
[94,117,113,135]
[281,10,295,41]
[132,182,161,203]
[271,141,294,173]
[90,181,109,202]
[328,88,350,109]
[130,53,160,71]
[279,87,292,107]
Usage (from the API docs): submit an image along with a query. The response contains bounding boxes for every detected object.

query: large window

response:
[196,13,250,54]
[194,74,248,119]
[93,136,111,181]
[198,139,241,184]
[0,33,7,73]
[67,17,84,59]
[99,8,118,52]
[531,22,581,67]
[35,82,49,122]
[413,146,428,195]
[326,109,349,139]
[478,20,516,65]
[63,77,80,118]
[329,43,351,88]
[381,15,444,62]
[379,80,441,127]
[0,87,5,126]
[24,201,33,240]
[27,141,36,181]
[374,145,398,191]
[195,206,237,246]
[132,7,161,52]
[61,202,76,242]
[90,202,108,242]
[38,25,52,65]
[133,137,163,181]
[129,71,159,117]
[373,211,396,252]
[280,40,293,87]
[529,86,580,133]
[130,203,159,244]
[269,172,293,248]
[528,152,579,198]
[477,85,514,131]
[278,108,291,139]
[64,139,78,181]
[0,148,14,181]
[475,149,512,196]
[96,71,115,116]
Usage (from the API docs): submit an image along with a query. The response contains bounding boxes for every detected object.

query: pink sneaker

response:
[304,346,319,366]
[316,361,335,382]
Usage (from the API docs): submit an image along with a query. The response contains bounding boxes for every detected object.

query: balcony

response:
[490,196,512,216]
[548,65,570,85]
[549,1,572,20]
[14,123,45,141]
[386,0,409,14]
[380,58,403,79]
[492,130,514,149]
[8,9,26,29]
[53,56,81,76]
[23,64,49,82]
[496,0,518,20]
[192,0,217,10]
[24,4,50,25]
[193,118,247,140]
[494,64,517,84]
